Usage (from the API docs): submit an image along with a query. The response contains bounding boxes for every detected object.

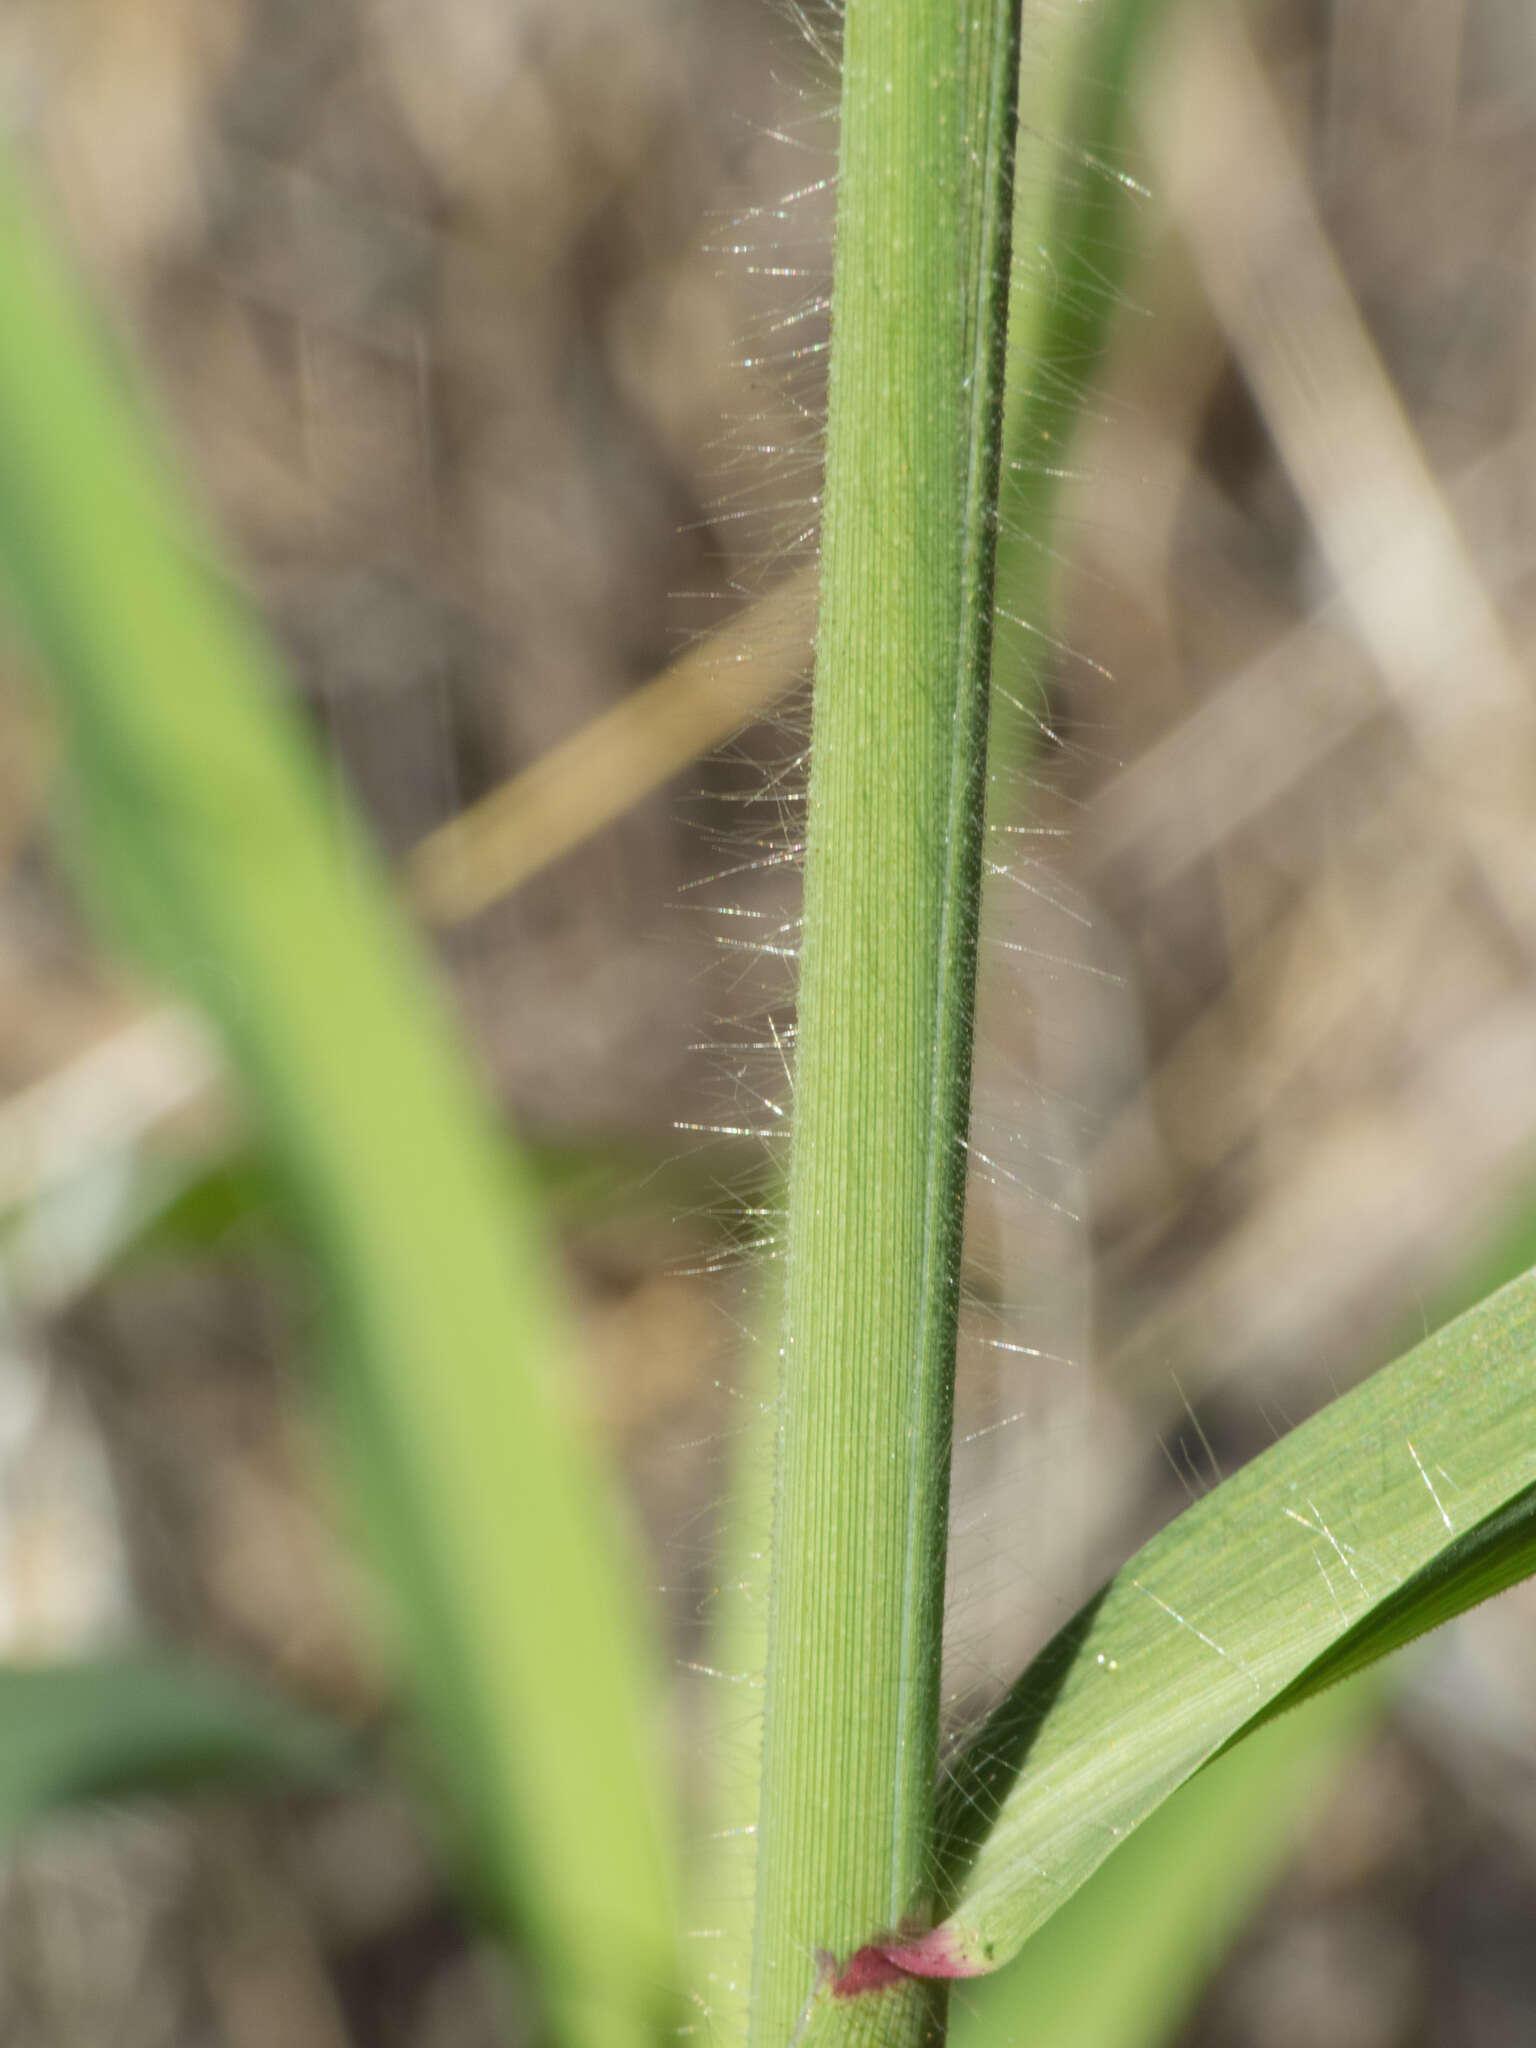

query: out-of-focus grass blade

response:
[948,1675,1376,2048]
[0,1653,350,1838]
[0,159,677,2048]
[882,1270,1536,1979]
[989,0,1172,778]
[686,1292,780,2042]
[117,1129,749,1270]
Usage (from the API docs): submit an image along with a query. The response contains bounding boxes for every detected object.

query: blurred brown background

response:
[2,0,1536,2042]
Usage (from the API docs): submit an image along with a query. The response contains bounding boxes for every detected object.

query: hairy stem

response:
[749,4,1021,2044]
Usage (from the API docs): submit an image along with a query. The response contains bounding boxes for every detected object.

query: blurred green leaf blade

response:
[0,156,678,2048]
[0,1653,350,1839]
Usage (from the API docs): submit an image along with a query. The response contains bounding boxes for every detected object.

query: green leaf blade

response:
[928,1269,1536,1974]
[947,1675,1378,2048]
[0,1654,350,1840]
[0,157,678,2048]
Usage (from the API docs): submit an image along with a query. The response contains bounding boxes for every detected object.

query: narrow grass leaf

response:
[990,0,1173,778]
[686,1307,778,2043]
[890,1271,1536,1980]
[118,1130,739,1271]
[0,1653,350,1837]
[944,1175,1536,2048]
[0,157,677,2048]
[948,1675,1377,2048]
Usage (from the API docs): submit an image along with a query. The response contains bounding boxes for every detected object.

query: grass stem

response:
[749,5,1020,2042]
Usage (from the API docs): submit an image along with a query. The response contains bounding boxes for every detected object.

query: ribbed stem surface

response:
[749,4,1020,2043]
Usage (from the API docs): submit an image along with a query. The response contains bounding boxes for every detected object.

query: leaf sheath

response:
[749,3,1022,2043]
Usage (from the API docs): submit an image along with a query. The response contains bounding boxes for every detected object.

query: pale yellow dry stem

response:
[1092,811,1456,1200]
[1143,2,1536,944]
[1109,991,1536,1401]
[0,1005,223,1218]
[0,567,817,1214]
[407,565,815,925]
[1081,424,1536,891]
